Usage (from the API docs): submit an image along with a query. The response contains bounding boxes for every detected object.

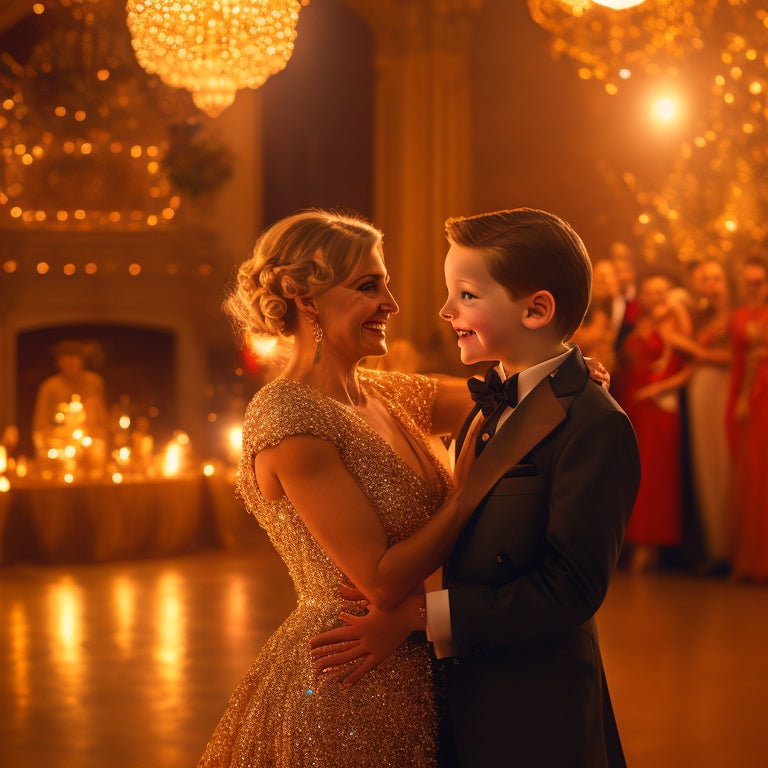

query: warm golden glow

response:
[249,333,279,359]
[228,426,243,463]
[49,579,84,668]
[126,0,311,117]
[225,577,249,644]
[653,96,677,122]
[163,444,182,477]
[9,602,30,721]
[156,574,183,665]
[592,0,646,8]
[113,576,137,654]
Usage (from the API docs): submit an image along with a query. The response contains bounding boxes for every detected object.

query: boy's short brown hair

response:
[445,207,592,341]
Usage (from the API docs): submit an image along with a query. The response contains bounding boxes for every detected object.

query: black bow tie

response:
[467,367,519,417]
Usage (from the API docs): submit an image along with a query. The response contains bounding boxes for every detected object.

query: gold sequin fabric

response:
[198,369,452,767]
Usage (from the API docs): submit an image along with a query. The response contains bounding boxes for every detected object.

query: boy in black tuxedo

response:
[313,208,640,768]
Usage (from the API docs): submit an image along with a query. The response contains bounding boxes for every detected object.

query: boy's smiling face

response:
[440,242,530,369]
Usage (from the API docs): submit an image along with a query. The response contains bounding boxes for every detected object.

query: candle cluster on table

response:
[1,399,215,489]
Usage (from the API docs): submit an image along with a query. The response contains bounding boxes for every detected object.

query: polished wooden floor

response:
[2,531,767,768]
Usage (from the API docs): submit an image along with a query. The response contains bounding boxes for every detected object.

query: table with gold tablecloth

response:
[0,474,256,563]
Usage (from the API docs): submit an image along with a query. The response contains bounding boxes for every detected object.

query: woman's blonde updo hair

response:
[226,209,384,338]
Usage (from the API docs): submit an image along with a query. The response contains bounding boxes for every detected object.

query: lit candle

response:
[163,443,181,477]
[227,427,242,464]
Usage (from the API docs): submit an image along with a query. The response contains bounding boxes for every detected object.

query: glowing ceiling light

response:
[592,0,646,8]
[653,97,677,122]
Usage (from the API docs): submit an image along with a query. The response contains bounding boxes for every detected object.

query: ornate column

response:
[350,0,482,370]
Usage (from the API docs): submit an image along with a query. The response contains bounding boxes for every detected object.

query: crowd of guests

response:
[572,243,768,581]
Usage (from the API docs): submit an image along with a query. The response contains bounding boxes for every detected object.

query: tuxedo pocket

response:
[493,473,546,496]
[501,463,538,478]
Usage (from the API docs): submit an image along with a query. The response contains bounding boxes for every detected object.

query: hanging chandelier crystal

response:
[126,0,311,118]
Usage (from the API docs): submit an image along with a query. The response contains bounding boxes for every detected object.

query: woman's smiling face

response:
[313,247,399,365]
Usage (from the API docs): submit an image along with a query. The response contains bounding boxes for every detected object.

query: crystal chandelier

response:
[126,0,311,118]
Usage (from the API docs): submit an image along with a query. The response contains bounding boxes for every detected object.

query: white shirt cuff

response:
[425,589,455,659]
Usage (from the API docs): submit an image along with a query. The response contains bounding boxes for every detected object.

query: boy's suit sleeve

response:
[447,407,640,655]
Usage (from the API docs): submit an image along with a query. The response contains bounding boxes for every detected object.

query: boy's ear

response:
[521,290,556,330]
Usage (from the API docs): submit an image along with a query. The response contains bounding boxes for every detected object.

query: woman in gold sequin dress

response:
[197,210,474,768]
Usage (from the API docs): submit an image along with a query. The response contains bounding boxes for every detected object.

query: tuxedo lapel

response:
[456,349,590,512]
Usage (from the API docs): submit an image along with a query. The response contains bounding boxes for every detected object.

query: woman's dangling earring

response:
[312,320,324,365]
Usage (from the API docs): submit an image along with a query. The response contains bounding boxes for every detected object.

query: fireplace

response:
[16,323,177,457]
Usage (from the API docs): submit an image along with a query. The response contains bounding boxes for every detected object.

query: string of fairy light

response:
[527,0,768,265]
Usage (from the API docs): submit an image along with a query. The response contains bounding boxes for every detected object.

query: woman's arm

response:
[633,364,693,401]
[256,436,472,610]
[662,328,732,366]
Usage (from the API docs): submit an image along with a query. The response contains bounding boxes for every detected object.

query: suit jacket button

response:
[496,552,509,564]
[481,433,490,443]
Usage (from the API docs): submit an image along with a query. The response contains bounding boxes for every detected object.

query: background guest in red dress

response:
[728,256,768,581]
[615,274,692,573]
